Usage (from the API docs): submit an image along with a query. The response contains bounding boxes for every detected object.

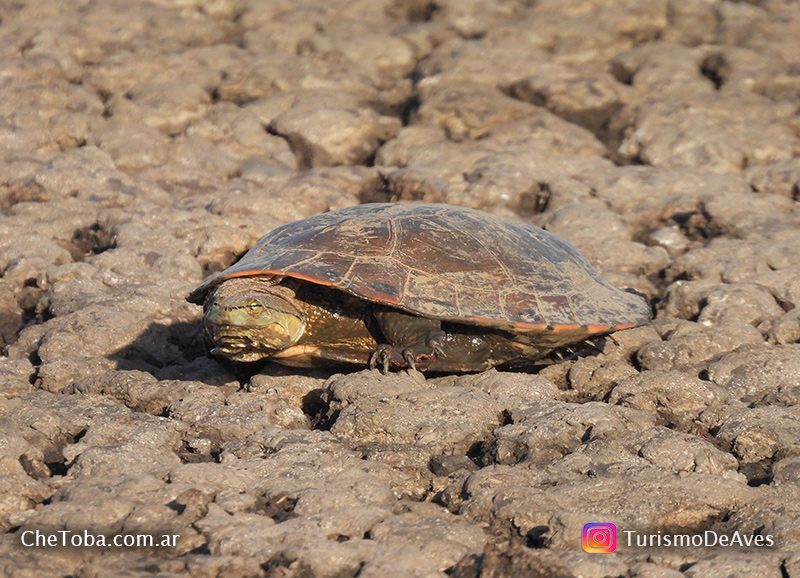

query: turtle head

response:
[203,278,305,362]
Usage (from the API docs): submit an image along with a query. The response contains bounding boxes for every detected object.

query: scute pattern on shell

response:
[189,203,651,332]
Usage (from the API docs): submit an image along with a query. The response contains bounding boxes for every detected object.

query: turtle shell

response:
[188,203,650,335]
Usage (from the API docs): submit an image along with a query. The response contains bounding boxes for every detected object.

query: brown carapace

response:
[188,203,651,372]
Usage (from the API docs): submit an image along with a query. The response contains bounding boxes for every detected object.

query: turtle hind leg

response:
[371,309,446,372]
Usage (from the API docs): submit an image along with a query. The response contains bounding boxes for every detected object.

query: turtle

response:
[187,203,651,372]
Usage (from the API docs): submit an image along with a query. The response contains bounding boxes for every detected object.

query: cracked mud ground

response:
[1,1,800,577]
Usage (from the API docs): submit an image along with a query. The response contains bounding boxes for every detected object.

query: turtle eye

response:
[246,301,261,311]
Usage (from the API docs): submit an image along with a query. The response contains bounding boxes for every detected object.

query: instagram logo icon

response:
[582,523,617,553]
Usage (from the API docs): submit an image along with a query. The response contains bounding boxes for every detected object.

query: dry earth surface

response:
[2,0,800,577]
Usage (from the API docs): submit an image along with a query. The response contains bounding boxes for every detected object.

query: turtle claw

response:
[371,313,447,372]
[428,332,445,356]
[370,340,443,373]
[370,344,395,374]
[404,350,417,371]
[404,349,435,371]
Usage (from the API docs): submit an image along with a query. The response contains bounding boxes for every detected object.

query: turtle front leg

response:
[371,309,446,372]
